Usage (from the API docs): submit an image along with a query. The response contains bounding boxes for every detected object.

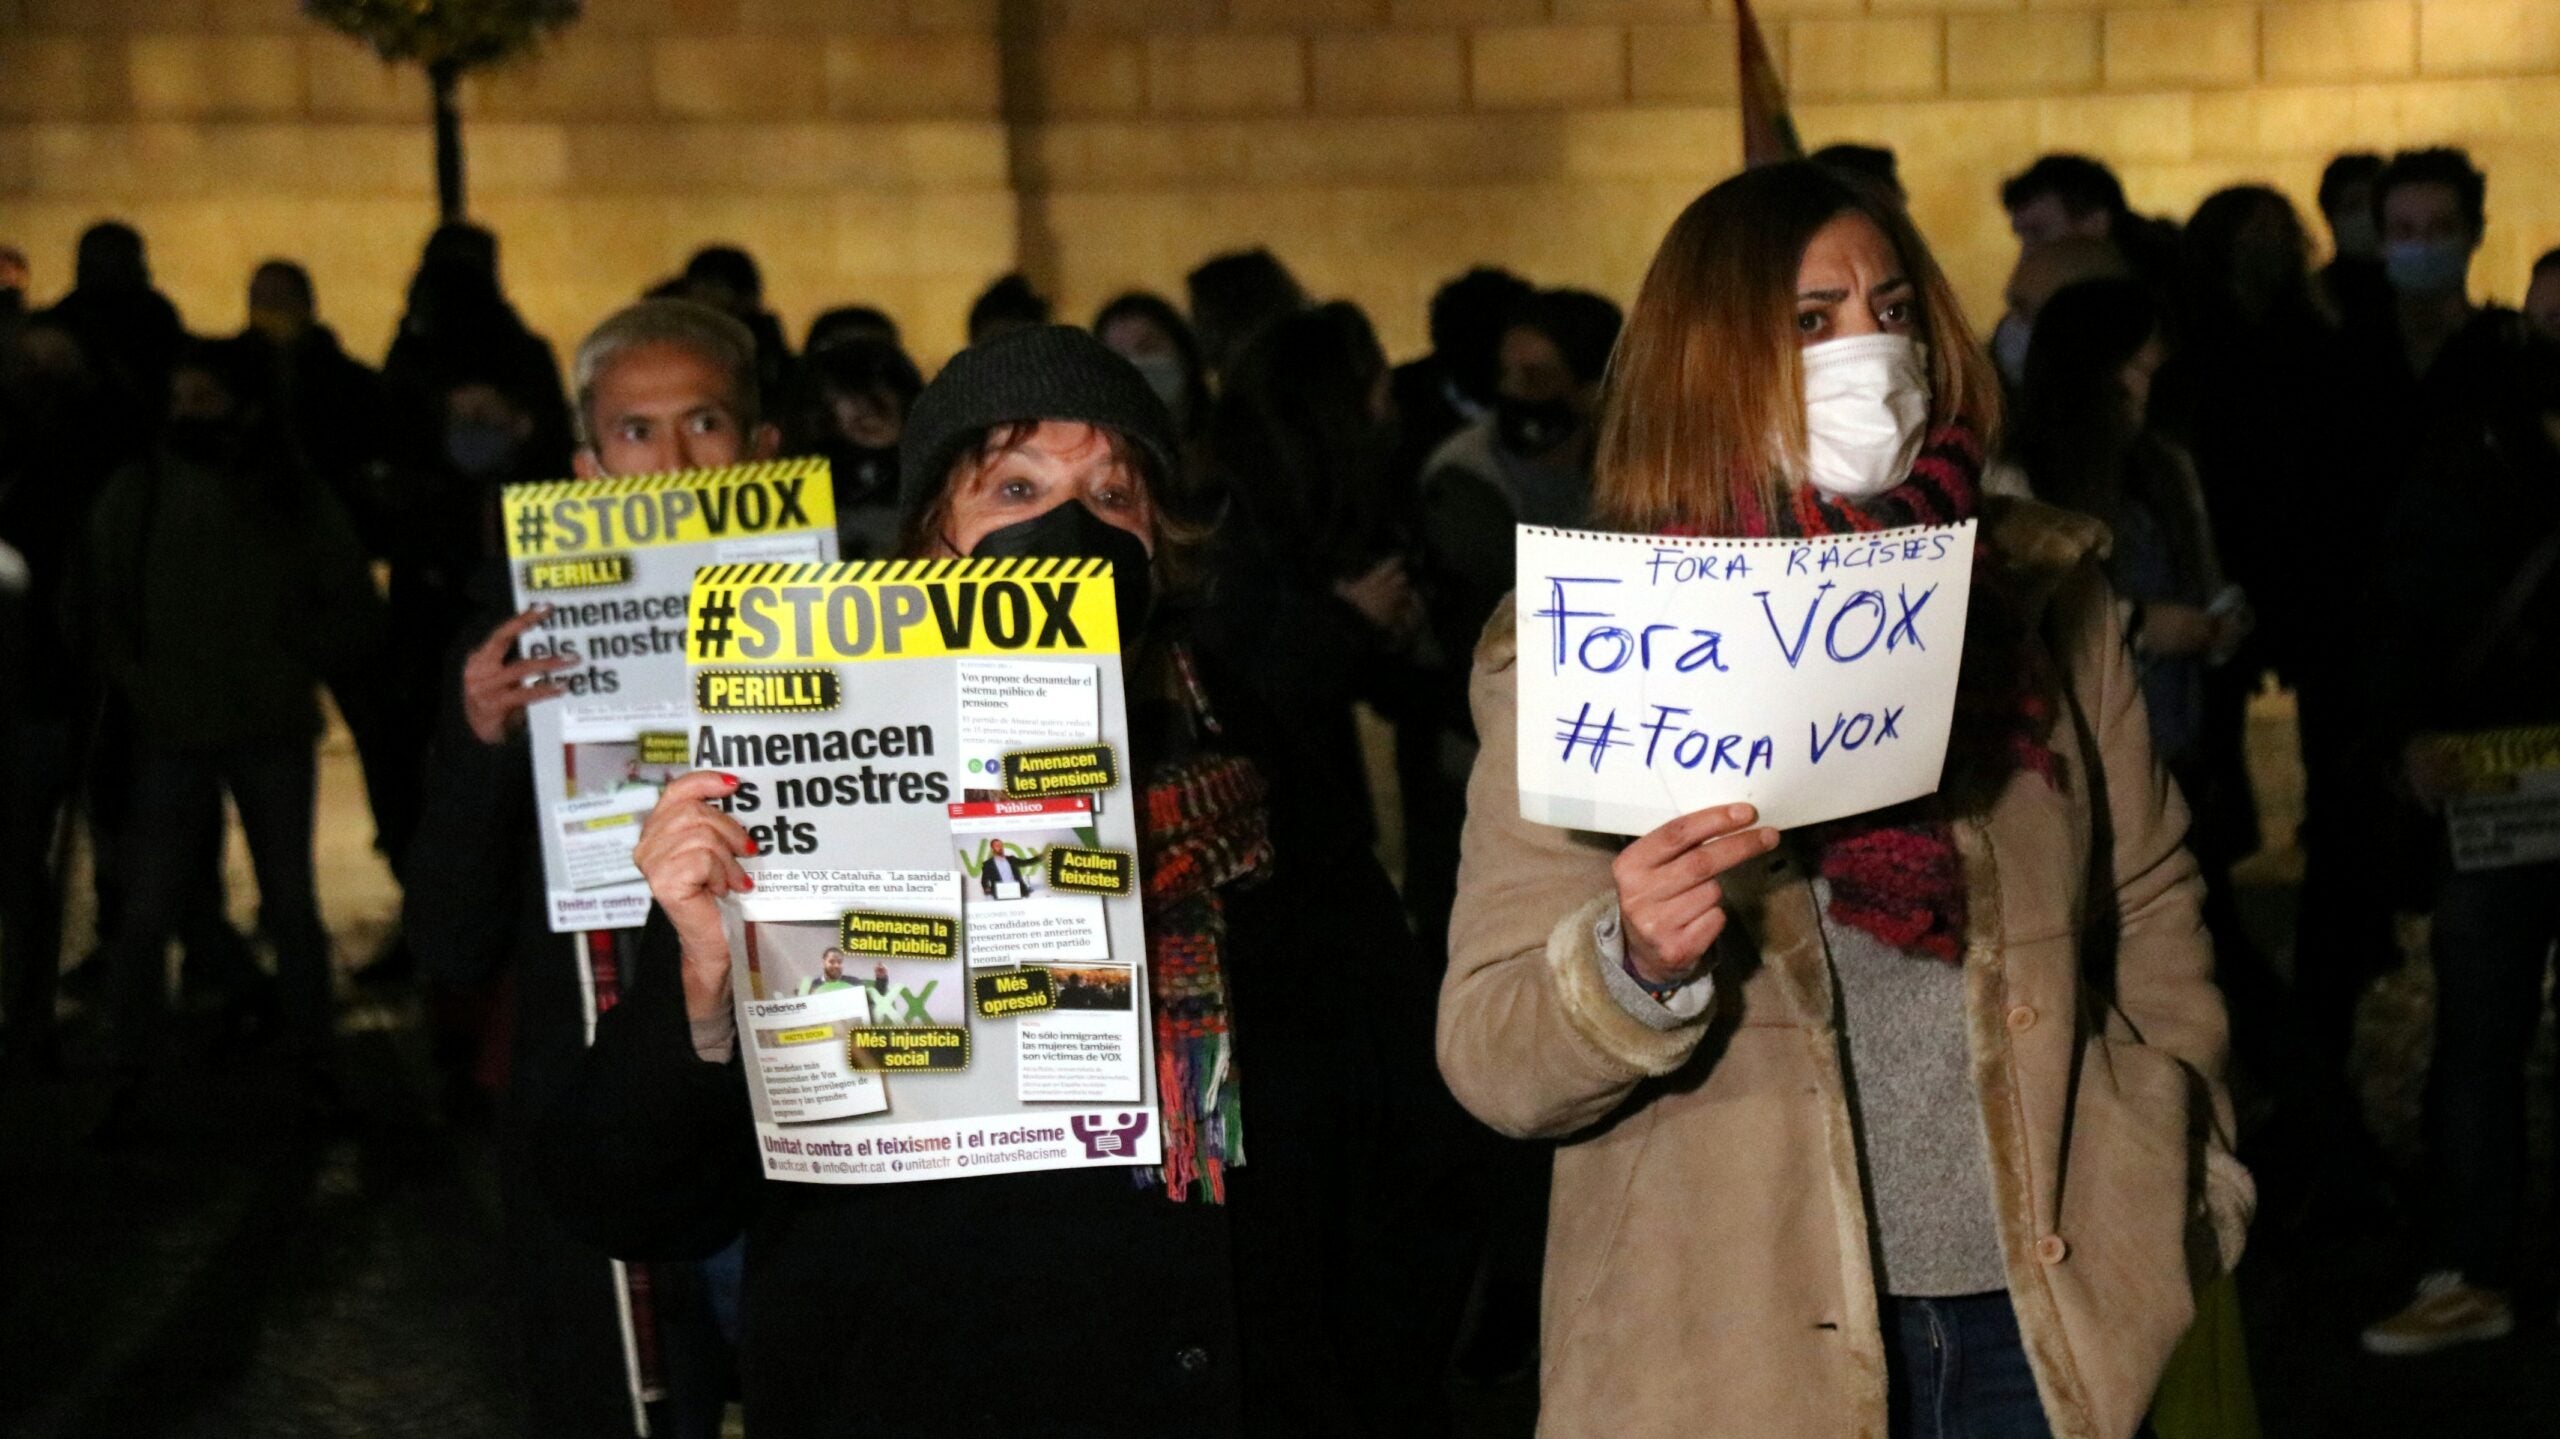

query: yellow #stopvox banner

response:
[684,557,1122,664]
[502,459,836,559]
[2418,725,2560,792]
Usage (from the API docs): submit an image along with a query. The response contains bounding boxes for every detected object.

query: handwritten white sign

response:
[1514,520,1977,835]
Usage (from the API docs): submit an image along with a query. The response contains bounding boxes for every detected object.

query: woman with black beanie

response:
[535,326,1467,1438]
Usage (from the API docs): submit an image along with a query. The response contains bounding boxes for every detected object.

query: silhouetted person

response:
[0,244,27,348]
[2317,151,2390,332]
[42,222,185,434]
[1416,287,1622,665]
[1093,291,1213,509]
[1197,301,1423,857]
[1811,141,1903,203]
[381,222,572,488]
[219,260,388,542]
[81,343,381,1117]
[780,335,922,558]
[1985,236,2129,397]
[804,304,900,354]
[2360,309,2560,1361]
[2303,149,2525,1182]
[682,245,795,401]
[966,272,1051,347]
[1999,153,2179,295]
[1388,266,1533,503]
[1186,248,1306,382]
[406,299,779,1439]
[2525,247,2560,345]
[0,319,123,1076]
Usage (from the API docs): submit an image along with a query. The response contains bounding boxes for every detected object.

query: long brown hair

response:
[1593,162,2003,535]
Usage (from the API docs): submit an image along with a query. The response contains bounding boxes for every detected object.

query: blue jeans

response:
[1884,1293,2053,1439]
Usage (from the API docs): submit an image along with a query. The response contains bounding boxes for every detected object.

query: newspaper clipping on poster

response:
[2419,725,2560,871]
[684,556,1158,1185]
[503,460,838,932]
[1514,521,1978,835]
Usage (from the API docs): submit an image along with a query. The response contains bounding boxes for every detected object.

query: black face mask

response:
[1496,395,1580,458]
[968,499,1154,647]
[826,443,900,505]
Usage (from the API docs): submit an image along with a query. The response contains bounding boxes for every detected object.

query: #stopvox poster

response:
[682,556,1159,1185]
[502,459,839,932]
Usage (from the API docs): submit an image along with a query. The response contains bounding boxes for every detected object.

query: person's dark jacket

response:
[43,284,184,429]
[976,851,1027,897]
[532,644,1470,1439]
[1190,535,1429,855]
[404,562,702,1437]
[381,307,572,492]
[2376,322,2560,742]
[215,324,393,554]
[81,448,380,752]
[0,357,127,726]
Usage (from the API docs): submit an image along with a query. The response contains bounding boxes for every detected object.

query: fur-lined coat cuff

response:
[2202,1146,2255,1277]
[1546,893,1716,1075]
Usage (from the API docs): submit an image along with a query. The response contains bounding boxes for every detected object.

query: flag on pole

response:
[1736,0,1802,168]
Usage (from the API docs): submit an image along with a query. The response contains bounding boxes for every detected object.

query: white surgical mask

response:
[1800,333,1931,501]
[1989,312,2032,389]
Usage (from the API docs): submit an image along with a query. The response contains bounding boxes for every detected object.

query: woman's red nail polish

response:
[720,772,740,787]
[738,874,754,891]
[744,838,760,855]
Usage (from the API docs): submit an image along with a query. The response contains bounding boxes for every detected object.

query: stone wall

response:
[5,1,2558,367]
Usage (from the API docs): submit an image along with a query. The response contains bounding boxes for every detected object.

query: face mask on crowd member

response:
[572,300,780,480]
[1994,236,2132,392]
[937,422,1156,642]
[1989,312,2033,389]
[1094,293,1206,437]
[2379,178,2478,300]
[903,327,1186,647]
[443,381,535,480]
[1792,211,1932,500]
[1493,325,1591,460]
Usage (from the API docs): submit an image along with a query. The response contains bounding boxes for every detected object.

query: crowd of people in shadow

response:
[2,135,2558,1436]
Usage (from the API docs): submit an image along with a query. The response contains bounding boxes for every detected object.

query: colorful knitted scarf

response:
[1734,420,2059,961]
[1135,749,1271,1202]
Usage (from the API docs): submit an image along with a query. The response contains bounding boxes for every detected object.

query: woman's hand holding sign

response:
[636,771,758,1020]
[1612,804,1781,987]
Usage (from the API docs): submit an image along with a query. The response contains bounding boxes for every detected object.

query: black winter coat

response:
[532,666,1470,1438]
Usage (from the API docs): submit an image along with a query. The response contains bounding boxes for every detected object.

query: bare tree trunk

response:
[430,58,465,221]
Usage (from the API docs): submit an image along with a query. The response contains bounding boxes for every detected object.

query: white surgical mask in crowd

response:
[1989,312,2033,389]
[2384,238,2469,298]
[1800,333,1931,501]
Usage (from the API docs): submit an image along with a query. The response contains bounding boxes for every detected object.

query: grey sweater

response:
[1597,884,2007,1297]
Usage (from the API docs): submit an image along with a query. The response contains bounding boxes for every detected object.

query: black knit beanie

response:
[899,325,1180,532]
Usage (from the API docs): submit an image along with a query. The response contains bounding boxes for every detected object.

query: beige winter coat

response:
[1438,499,2252,1439]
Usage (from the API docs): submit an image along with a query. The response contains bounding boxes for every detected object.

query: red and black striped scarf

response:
[1136,747,1270,1202]
[1738,420,2059,961]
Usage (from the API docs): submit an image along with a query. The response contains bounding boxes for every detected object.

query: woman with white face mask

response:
[1438,162,2248,1439]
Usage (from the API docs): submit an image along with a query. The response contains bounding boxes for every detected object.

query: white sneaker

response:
[2360,1271,2515,1357]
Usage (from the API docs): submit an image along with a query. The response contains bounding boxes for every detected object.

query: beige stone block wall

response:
[4,1,2560,373]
